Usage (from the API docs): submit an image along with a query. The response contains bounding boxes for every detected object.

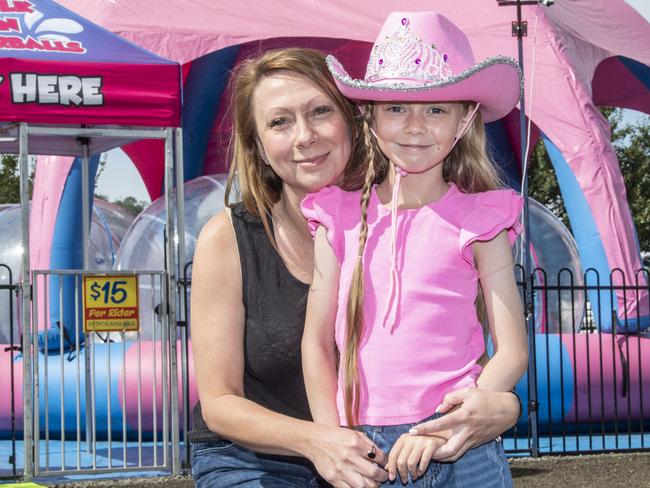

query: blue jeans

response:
[358,414,513,488]
[191,439,327,487]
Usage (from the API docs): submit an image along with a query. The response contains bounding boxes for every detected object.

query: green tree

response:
[528,108,650,251]
[0,154,34,204]
[110,196,146,216]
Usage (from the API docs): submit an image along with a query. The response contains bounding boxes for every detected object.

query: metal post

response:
[81,139,90,270]
[81,139,95,454]
[19,122,34,479]
[175,128,186,292]
[164,129,181,474]
[515,0,539,457]
[497,0,540,456]
[173,128,191,471]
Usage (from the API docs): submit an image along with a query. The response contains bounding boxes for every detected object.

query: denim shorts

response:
[191,439,328,487]
[358,413,513,488]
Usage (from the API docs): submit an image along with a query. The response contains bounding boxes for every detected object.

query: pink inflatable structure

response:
[60,0,650,331]
[13,0,646,443]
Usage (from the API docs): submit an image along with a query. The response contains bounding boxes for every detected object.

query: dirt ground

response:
[40,452,650,487]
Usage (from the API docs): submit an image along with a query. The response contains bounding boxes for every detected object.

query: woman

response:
[190,47,522,488]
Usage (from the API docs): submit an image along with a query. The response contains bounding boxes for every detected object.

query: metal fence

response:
[176,263,650,459]
[507,265,650,456]
[0,263,20,480]
[27,270,177,477]
[3,262,649,480]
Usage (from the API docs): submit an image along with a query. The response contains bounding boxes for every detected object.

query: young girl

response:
[301,11,528,487]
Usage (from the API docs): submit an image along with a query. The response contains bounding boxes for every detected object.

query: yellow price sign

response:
[83,275,139,332]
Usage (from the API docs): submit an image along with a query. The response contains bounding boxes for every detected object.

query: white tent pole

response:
[19,122,34,480]
[79,138,96,453]
[164,128,181,475]
[81,139,90,270]
[173,127,190,468]
[175,128,185,296]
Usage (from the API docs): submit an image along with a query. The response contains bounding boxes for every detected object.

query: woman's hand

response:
[303,424,388,488]
[409,387,519,462]
[386,433,447,484]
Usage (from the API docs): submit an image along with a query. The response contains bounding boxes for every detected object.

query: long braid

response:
[343,111,382,426]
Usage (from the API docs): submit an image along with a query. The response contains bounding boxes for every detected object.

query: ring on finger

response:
[366,445,377,460]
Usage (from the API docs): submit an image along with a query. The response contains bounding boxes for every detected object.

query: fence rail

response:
[28,270,176,477]
[507,265,650,455]
[1,263,649,480]
[0,263,20,480]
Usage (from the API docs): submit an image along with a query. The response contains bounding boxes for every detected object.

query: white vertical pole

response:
[175,129,186,297]
[164,129,181,474]
[19,123,33,480]
[173,128,190,469]
[81,140,90,270]
[81,139,94,453]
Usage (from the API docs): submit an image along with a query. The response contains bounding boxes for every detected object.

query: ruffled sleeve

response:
[459,189,523,266]
[301,186,345,261]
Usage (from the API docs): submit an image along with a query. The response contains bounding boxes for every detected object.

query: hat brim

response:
[327,55,522,123]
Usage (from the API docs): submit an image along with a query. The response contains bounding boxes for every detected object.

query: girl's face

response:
[253,71,351,196]
[372,101,468,175]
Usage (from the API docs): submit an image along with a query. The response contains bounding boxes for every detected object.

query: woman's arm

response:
[411,387,520,461]
[191,211,387,485]
[473,230,528,390]
[302,225,342,427]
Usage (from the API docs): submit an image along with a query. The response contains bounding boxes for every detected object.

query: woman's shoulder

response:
[196,209,237,250]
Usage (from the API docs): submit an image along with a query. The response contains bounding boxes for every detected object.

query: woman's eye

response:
[269,117,289,129]
[312,105,333,117]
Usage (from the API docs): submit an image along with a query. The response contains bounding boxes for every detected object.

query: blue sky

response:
[96,1,650,203]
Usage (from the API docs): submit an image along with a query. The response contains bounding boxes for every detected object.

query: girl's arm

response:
[302,225,342,427]
[473,229,528,391]
[191,212,387,485]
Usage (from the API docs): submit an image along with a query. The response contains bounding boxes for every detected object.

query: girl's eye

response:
[386,105,405,113]
[312,105,333,117]
[427,106,446,115]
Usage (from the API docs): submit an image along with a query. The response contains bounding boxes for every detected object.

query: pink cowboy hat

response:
[327,11,522,122]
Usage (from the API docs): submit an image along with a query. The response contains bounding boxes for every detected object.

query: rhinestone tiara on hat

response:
[366,17,452,85]
[326,11,523,122]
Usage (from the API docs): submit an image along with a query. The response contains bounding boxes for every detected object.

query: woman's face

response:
[253,71,351,196]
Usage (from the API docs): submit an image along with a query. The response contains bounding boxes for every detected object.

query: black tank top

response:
[190,202,312,442]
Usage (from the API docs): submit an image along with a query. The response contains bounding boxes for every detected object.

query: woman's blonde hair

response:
[224,48,368,242]
[343,102,502,426]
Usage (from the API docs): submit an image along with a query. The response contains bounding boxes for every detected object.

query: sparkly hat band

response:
[327,55,523,95]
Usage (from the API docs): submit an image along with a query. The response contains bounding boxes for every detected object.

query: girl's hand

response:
[409,387,519,462]
[304,424,388,488]
[386,433,447,484]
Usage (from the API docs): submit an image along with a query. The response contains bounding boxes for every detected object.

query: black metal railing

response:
[0,263,20,479]
[177,264,650,458]
[508,265,650,456]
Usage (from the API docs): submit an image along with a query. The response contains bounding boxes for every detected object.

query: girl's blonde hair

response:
[343,102,502,426]
[224,48,368,243]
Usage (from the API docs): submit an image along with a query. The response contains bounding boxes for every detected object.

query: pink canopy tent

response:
[59,0,650,329]
[0,1,184,476]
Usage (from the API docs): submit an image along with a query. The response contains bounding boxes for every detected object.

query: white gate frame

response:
[17,123,185,479]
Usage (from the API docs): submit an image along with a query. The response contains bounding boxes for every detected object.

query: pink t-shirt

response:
[301,183,523,426]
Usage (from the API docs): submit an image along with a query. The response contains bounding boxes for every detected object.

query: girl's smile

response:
[373,101,467,175]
